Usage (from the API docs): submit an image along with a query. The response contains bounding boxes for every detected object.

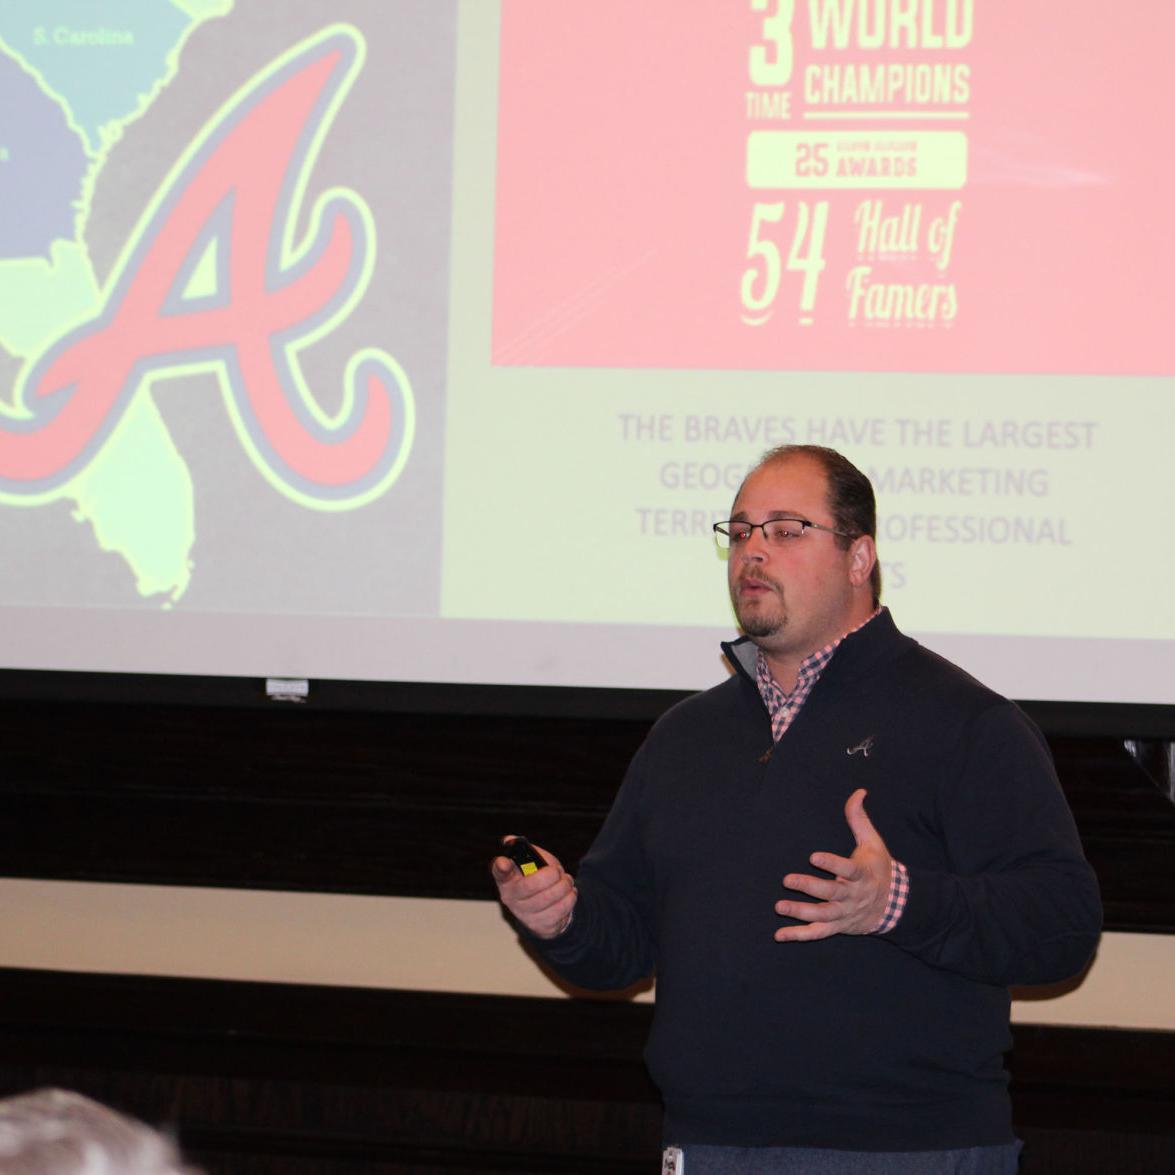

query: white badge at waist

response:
[661,1145,684,1175]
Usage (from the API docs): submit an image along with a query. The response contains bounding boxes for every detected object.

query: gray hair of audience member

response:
[0,1089,199,1175]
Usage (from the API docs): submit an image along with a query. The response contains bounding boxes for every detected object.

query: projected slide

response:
[0,1,1172,707]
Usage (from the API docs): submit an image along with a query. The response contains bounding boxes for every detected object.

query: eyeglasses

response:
[712,517,856,550]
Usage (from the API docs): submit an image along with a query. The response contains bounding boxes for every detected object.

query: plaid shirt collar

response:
[755,609,881,742]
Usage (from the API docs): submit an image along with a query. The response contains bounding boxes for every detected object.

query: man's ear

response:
[848,534,876,588]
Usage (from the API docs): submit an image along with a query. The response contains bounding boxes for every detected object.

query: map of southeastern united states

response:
[0,0,225,603]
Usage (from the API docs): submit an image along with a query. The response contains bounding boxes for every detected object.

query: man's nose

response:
[740,527,770,560]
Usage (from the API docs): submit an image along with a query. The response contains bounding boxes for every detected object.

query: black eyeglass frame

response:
[712,517,858,547]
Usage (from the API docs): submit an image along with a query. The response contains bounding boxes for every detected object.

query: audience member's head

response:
[0,1089,198,1175]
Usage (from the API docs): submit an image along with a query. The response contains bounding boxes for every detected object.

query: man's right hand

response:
[491,838,577,940]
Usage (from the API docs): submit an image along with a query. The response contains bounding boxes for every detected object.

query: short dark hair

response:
[754,444,882,607]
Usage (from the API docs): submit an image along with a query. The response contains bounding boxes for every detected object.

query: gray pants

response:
[669,1141,1022,1174]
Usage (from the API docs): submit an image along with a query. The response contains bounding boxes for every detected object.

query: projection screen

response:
[0,0,1171,707]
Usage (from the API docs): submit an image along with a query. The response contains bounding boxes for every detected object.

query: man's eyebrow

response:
[729,509,805,521]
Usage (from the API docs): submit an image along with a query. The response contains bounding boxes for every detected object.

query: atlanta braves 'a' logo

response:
[0,25,414,509]
[846,735,875,757]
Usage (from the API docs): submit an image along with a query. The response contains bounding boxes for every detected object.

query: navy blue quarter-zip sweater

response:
[533,611,1101,1151]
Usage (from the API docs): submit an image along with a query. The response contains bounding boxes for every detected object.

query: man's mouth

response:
[737,575,775,596]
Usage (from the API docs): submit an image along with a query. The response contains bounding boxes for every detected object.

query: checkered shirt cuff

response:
[872,859,909,935]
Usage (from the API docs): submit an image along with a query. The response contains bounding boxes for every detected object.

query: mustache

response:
[735,570,781,592]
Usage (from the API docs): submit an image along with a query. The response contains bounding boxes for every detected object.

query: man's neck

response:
[760,607,881,694]
[761,652,804,696]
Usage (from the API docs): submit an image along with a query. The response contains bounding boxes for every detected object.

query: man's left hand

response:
[774,788,892,941]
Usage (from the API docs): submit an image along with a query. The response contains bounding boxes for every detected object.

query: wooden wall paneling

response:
[0,700,1172,931]
[1050,738,1175,932]
[0,699,648,898]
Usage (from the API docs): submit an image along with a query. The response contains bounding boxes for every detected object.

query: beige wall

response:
[0,878,1169,1030]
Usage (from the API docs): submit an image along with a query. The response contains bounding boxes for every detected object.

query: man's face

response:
[726,456,870,660]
